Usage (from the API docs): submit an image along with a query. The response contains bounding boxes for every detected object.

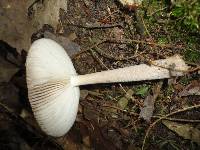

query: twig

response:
[94,46,122,60]
[72,39,106,59]
[94,46,138,61]
[102,104,200,123]
[106,38,180,49]
[152,116,200,123]
[90,49,108,69]
[98,10,119,24]
[139,13,151,38]
[66,23,123,29]
[102,104,139,116]
[142,104,200,150]
[150,7,167,16]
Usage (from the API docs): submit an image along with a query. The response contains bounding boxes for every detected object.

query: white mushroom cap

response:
[26,38,80,137]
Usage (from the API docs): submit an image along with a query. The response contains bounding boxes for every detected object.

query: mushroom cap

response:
[26,38,80,137]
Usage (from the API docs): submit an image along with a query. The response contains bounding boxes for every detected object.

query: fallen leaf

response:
[125,89,134,99]
[179,80,200,96]
[31,0,67,31]
[80,90,89,100]
[82,136,91,147]
[67,32,77,41]
[118,89,133,109]
[0,57,19,82]
[0,40,21,66]
[57,137,78,150]
[0,0,34,52]
[0,83,21,113]
[162,120,200,145]
[0,0,68,53]
[0,104,62,149]
[135,85,150,98]
[139,95,154,122]
[139,82,162,121]
[118,97,129,109]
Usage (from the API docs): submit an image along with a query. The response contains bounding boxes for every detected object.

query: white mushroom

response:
[26,38,188,137]
[118,0,143,8]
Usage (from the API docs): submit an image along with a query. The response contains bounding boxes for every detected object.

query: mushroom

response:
[118,0,143,9]
[26,38,188,137]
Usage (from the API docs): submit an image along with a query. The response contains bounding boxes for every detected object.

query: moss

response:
[184,49,200,63]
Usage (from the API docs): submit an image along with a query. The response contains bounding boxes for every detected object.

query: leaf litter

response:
[162,120,200,145]
[179,80,200,97]
[0,0,200,149]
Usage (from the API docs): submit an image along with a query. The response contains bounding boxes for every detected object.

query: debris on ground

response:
[0,0,199,149]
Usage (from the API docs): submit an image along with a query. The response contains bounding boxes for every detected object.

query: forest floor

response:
[0,0,200,150]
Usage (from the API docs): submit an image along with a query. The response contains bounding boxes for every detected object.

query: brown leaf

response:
[139,82,162,122]
[0,0,68,53]
[31,0,67,31]
[162,120,200,145]
[83,108,99,121]
[0,83,21,113]
[56,136,79,150]
[118,89,134,109]
[0,0,34,52]
[82,136,91,147]
[80,90,89,100]
[179,80,200,96]
[0,57,19,82]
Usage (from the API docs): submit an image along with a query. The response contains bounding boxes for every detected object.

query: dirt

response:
[0,0,200,150]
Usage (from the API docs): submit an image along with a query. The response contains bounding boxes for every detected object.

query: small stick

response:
[152,116,200,123]
[106,38,181,49]
[102,104,139,116]
[66,23,123,29]
[72,39,106,59]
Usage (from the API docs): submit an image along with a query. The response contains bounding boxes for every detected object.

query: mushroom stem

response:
[71,55,188,86]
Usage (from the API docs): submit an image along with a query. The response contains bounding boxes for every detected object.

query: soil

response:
[0,0,199,150]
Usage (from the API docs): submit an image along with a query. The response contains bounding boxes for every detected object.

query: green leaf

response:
[171,6,185,17]
[135,85,150,97]
[184,49,200,63]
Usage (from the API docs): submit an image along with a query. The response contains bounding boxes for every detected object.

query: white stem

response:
[71,55,188,86]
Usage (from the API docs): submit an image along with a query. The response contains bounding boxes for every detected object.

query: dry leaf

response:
[31,0,67,30]
[0,0,68,53]
[0,83,21,113]
[118,89,133,109]
[139,82,162,122]
[118,97,129,109]
[82,136,91,147]
[162,120,200,145]
[179,80,200,96]
[80,90,89,100]
[0,58,19,82]
[0,0,34,53]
